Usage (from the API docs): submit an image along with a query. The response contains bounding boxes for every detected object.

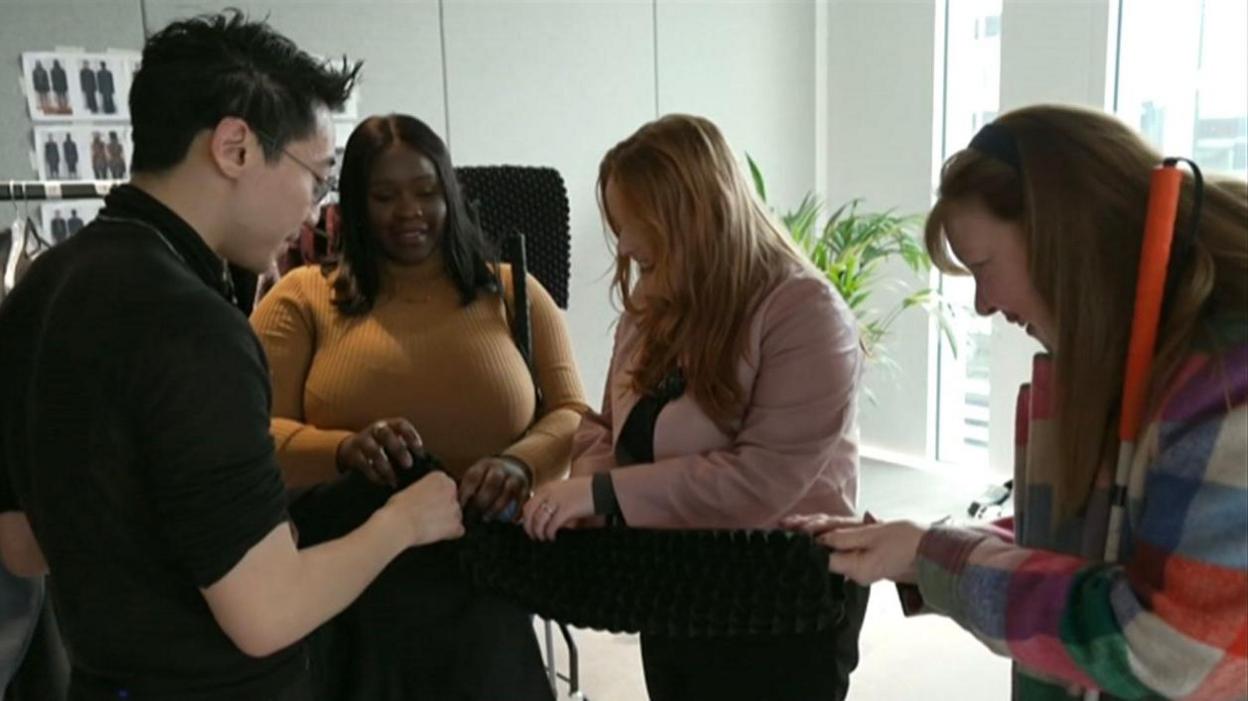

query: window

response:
[1116,0,1248,178]
[934,0,1002,468]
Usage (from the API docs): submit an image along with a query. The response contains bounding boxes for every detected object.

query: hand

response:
[458,456,532,521]
[813,519,927,586]
[781,513,869,538]
[336,418,424,487]
[522,477,593,541]
[383,472,464,547]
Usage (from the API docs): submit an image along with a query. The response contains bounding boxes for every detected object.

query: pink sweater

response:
[571,266,862,529]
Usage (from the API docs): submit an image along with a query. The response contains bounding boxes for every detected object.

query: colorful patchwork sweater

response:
[916,322,1248,700]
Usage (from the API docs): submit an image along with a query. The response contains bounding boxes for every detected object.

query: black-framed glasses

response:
[255,130,336,204]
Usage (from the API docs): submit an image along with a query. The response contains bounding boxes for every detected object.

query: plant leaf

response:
[746,153,767,204]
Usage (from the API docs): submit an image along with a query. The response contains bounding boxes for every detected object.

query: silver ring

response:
[539,501,555,514]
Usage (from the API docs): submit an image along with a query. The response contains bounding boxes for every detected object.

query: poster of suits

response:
[33,126,131,182]
[22,50,139,122]
[41,199,105,245]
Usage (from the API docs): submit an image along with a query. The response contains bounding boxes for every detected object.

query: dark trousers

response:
[641,582,869,701]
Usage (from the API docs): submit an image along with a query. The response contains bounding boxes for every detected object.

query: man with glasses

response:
[258,131,339,206]
[0,12,463,700]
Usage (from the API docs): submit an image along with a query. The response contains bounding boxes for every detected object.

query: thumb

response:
[827,550,872,585]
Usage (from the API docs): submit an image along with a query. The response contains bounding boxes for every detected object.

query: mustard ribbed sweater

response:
[250,258,587,487]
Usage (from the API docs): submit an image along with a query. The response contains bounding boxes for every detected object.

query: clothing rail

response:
[1,180,120,201]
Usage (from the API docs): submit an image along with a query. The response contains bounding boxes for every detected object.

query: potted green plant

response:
[747,156,955,378]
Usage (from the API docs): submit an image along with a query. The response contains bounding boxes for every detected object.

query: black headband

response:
[969,123,1021,172]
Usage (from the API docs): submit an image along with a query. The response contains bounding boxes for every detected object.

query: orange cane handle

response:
[1120,165,1183,441]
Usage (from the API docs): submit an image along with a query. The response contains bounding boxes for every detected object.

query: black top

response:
[0,185,306,699]
[592,368,687,521]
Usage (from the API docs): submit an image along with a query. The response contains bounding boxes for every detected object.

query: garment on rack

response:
[0,227,11,306]
[3,217,48,297]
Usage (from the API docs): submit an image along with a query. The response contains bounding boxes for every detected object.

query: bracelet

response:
[497,454,534,486]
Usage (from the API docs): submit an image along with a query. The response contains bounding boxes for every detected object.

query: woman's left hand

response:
[458,456,532,521]
[522,477,593,541]
[815,519,928,586]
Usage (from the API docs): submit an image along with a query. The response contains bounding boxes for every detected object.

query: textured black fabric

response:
[454,166,571,309]
[641,582,870,701]
[459,523,847,638]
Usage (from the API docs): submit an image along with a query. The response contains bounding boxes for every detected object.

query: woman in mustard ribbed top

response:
[251,114,586,700]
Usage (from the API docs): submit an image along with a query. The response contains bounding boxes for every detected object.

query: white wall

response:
[441,0,657,400]
[982,0,1115,476]
[824,0,942,463]
[0,0,824,402]
[656,0,816,214]
[142,1,449,137]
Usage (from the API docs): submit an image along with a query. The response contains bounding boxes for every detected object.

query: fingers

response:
[817,524,881,552]
[460,460,528,518]
[522,492,560,541]
[542,503,576,541]
[404,473,464,544]
[827,550,875,586]
[487,473,524,517]
[355,435,396,487]
[458,463,486,507]
[781,513,865,536]
[388,419,424,459]
[471,465,508,514]
[372,422,413,469]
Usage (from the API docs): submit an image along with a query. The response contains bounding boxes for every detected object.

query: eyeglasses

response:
[255,130,336,204]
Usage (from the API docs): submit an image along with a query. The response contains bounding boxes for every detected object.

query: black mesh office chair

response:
[454,164,586,701]
[455,165,571,310]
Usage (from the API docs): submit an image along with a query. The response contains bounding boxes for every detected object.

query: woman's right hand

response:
[336,418,424,487]
[384,472,465,547]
